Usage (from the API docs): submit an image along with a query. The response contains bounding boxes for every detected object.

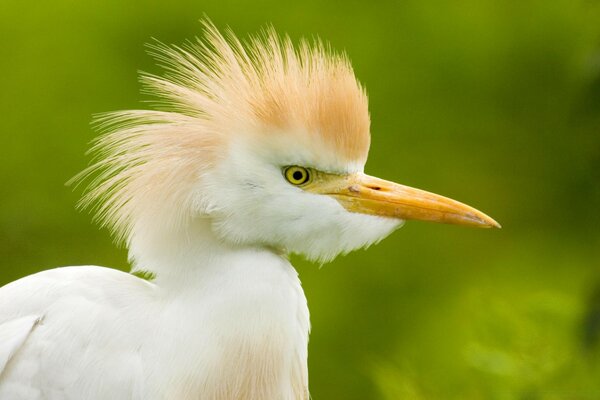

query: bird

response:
[0,20,499,400]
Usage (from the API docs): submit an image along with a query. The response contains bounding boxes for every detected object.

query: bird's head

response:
[74,21,499,263]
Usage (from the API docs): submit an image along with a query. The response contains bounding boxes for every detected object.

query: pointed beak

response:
[307,173,500,228]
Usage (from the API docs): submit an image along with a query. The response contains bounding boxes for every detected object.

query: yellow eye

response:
[284,166,311,186]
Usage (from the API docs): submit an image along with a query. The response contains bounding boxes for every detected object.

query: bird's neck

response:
[127,217,285,287]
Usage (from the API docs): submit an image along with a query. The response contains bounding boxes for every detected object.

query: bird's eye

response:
[284,166,311,186]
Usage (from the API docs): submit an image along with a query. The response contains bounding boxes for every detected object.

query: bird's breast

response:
[144,254,310,400]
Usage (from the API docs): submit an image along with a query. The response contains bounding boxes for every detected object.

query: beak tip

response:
[481,216,501,229]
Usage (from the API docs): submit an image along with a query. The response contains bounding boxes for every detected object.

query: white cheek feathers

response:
[283,204,404,262]
[212,196,403,262]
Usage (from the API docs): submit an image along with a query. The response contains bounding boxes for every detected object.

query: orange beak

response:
[307,173,500,228]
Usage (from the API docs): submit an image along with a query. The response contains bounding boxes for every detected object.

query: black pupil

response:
[292,170,304,181]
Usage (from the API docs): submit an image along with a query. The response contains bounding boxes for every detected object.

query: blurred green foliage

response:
[1,0,599,398]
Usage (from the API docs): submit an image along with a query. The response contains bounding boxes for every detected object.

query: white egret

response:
[0,21,499,400]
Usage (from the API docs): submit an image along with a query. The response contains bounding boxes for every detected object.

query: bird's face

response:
[199,132,498,262]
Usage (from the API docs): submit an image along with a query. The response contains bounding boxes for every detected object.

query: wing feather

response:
[0,315,42,376]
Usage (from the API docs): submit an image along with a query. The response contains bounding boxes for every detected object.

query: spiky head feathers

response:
[74,21,372,248]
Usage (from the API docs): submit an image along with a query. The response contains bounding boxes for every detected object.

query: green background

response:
[2,1,600,398]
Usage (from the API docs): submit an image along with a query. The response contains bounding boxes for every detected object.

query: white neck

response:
[128,216,277,285]
[127,217,311,399]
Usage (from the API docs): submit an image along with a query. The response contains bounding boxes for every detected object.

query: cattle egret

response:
[0,21,499,400]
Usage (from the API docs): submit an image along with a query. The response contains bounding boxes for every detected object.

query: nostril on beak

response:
[365,184,382,191]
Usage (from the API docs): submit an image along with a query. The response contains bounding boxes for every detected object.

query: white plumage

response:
[0,21,498,399]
